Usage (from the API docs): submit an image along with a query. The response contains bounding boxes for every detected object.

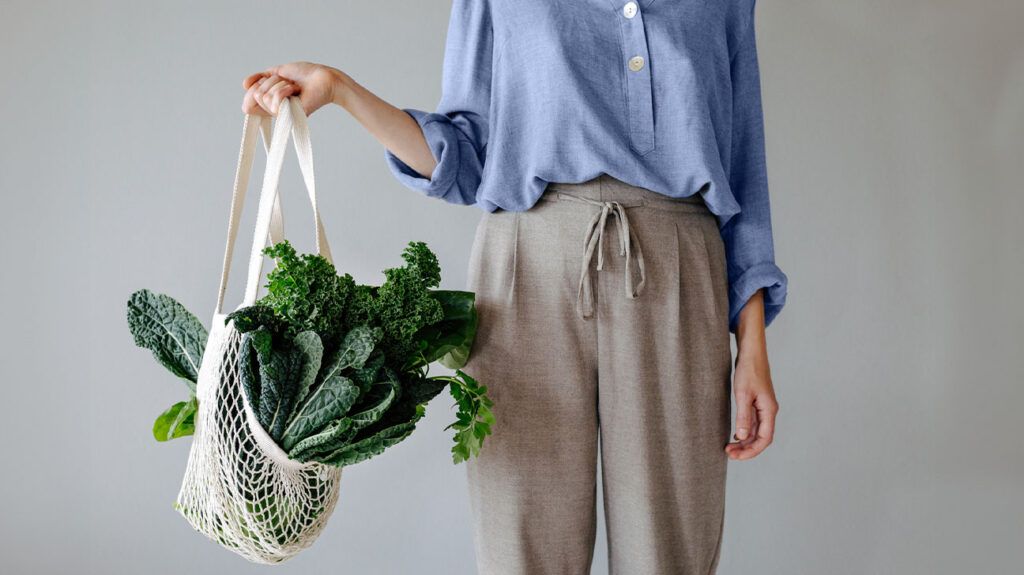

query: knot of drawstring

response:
[557,194,647,319]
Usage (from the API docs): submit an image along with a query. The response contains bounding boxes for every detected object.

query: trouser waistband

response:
[542,174,711,214]
[537,175,711,319]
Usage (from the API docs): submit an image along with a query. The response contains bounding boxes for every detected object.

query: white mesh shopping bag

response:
[175,97,341,564]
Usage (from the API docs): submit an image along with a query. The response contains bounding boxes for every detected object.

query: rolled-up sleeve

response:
[721,0,788,332]
[383,0,492,206]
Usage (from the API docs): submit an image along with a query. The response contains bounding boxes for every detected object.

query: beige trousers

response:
[463,173,733,575]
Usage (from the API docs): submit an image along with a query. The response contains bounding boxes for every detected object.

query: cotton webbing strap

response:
[214,96,333,314]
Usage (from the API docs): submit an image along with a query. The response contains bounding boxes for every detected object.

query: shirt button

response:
[623,1,638,18]
[628,55,645,72]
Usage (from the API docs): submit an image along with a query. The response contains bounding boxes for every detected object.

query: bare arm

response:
[724,288,779,461]
[242,62,438,180]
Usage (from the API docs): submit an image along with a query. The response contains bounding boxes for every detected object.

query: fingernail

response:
[737,428,748,440]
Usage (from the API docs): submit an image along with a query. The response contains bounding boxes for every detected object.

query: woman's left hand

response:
[725,289,779,461]
[725,352,778,460]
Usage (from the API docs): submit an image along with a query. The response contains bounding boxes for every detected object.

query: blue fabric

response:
[384,0,788,332]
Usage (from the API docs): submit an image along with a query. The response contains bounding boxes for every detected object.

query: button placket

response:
[617,2,655,154]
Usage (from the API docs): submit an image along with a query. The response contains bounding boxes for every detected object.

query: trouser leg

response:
[463,204,600,575]
[594,193,733,575]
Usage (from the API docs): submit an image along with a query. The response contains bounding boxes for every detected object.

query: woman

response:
[242,0,787,572]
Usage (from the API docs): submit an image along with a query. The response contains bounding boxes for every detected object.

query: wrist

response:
[735,322,768,365]
[736,345,767,366]
[328,68,354,109]
[735,339,770,384]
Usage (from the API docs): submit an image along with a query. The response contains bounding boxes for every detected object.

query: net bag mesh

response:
[175,318,342,564]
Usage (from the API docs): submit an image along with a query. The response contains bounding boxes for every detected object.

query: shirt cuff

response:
[383,108,462,200]
[728,262,788,333]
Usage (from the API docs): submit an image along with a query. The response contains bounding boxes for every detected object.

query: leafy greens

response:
[128,239,493,465]
[228,240,492,465]
[127,289,207,440]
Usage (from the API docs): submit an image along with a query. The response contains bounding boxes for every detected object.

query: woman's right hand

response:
[242,62,344,117]
[242,60,439,179]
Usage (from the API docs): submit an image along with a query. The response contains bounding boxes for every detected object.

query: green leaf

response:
[289,331,326,417]
[347,379,399,431]
[415,290,478,369]
[238,328,264,416]
[279,326,382,451]
[438,342,473,371]
[320,414,423,467]
[401,375,449,407]
[245,329,323,442]
[345,373,444,449]
[153,396,197,441]
[226,304,287,336]
[287,378,400,462]
[288,417,357,462]
[127,289,208,392]
[330,325,384,374]
[445,369,494,464]
[281,374,360,451]
[350,350,385,394]
[258,240,356,347]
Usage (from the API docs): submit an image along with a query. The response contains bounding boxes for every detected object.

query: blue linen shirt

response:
[384,0,788,332]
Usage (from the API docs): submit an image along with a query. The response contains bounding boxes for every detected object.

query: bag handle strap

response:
[286,95,333,264]
[263,120,286,248]
[215,114,273,314]
[214,96,332,313]
[241,96,333,307]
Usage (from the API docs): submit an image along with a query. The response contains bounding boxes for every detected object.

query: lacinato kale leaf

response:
[289,331,326,419]
[287,417,357,462]
[332,373,446,464]
[346,377,400,431]
[350,350,386,395]
[227,304,287,337]
[326,325,383,374]
[243,328,324,443]
[320,413,423,467]
[127,290,207,441]
[287,378,399,462]
[277,325,382,449]
[127,289,208,392]
[239,328,262,416]
[281,375,360,452]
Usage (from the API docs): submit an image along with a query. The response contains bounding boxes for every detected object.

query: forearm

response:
[330,69,437,179]
[734,288,767,364]
[726,287,778,460]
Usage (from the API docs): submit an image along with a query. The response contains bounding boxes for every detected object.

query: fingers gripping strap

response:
[242,97,334,307]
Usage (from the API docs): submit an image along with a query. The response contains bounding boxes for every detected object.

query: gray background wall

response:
[1,1,1021,573]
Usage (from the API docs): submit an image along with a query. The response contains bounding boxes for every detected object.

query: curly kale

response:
[244,241,357,348]
[368,241,444,366]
